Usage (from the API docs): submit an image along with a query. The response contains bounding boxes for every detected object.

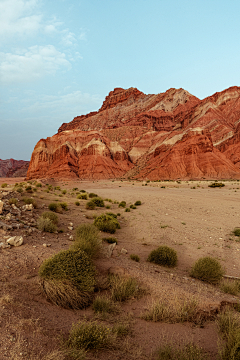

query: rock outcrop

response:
[27,86,240,180]
[0,159,29,178]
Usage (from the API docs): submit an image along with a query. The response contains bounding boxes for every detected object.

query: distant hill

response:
[0,158,29,177]
[27,86,240,180]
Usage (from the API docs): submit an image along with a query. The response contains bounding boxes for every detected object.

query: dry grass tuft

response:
[109,275,143,302]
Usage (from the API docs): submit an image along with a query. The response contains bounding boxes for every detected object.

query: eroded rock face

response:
[27,86,240,180]
[0,159,29,177]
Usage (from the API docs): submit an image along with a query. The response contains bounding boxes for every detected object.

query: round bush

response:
[118,201,126,208]
[48,202,59,212]
[94,214,120,234]
[190,257,224,284]
[41,211,58,224]
[135,201,141,206]
[39,249,96,308]
[77,193,88,200]
[86,200,96,210]
[147,246,177,267]
[233,228,240,237]
[89,192,98,198]
[91,197,104,207]
[37,217,57,233]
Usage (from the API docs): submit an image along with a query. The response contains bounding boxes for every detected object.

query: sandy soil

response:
[0,178,240,359]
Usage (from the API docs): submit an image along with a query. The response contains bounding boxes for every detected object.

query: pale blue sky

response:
[1,0,240,160]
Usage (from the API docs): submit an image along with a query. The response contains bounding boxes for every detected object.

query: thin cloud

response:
[0,45,71,83]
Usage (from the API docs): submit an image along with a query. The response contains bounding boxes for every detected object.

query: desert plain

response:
[0,177,240,359]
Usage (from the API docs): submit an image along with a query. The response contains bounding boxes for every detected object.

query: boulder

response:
[7,236,24,247]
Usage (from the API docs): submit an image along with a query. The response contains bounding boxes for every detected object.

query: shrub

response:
[54,186,61,191]
[110,275,139,302]
[91,197,104,207]
[41,211,58,224]
[16,187,23,193]
[75,201,80,206]
[23,197,37,208]
[118,201,126,208]
[135,200,141,206]
[80,189,86,193]
[37,217,57,233]
[147,246,177,267]
[130,204,136,209]
[25,185,33,193]
[60,202,68,210]
[1,183,7,188]
[62,189,67,194]
[106,212,118,218]
[217,310,240,360]
[9,198,18,206]
[48,203,59,212]
[102,237,118,244]
[66,320,114,350]
[220,279,240,296]
[39,249,95,309]
[89,192,98,198]
[157,343,208,360]
[130,254,140,262]
[94,214,120,234]
[36,183,42,187]
[233,228,240,237]
[105,205,111,209]
[72,224,101,259]
[190,257,224,284]
[208,182,225,188]
[92,296,117,314]
[77,193,88,200]
[125,207,130,212]
[86,200,96,210]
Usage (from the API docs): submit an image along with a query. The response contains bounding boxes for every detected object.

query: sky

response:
[1,0,240,161]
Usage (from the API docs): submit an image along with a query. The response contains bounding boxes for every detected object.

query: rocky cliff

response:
[0,159,29,178]
[27,86,240,180]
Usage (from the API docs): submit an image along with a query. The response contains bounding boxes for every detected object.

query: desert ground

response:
[0,177,240,359]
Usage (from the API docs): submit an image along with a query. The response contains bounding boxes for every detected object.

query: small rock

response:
[121,248,128,254]
[0,200,4,214]
[7,236,24,247]
[69,235,74,241]
[68,226,73,231]
[43,243,51,248]
[0,242,10,249]
[69,222,73,227]
[5,213,13,221]
[22,204,33,211]
[107,242,116,257]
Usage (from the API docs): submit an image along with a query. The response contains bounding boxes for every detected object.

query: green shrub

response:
[190,257,224,284]
[54,186,61,191]
[60,202,68,210]
[118,201,126,208]
[39,249,95,309]
[67,320,114,350]
[16,187,23,193]
[130,204,136,209]
[80,190,86,193]
[110,275,139,302]
[208,182,225,188]
[9,198,18,206]
[105,205,111,209]
[130,254,140,262]
[233,228,240,237]
[89,193,98,198]
[125,208,130,212]
[92,296,117,314]
[72,224,101,259]
[41,211,58,224]
[91,197,104,207]
[77,194,88,200]
[94,214,120,234]
[147,246,177,267]
[36,183,42,187]
[37,217,57,233]
[62,189,67,194]
[23,197,37,208]
[86,200,96,210]
[25,185,33,193]
[1,183,7,188]
[106,212,118,218]
[48,185,53,190]
[102,237,118,244]
[75,201,80,206]
[48,202,59,212]
[135,200,141,206]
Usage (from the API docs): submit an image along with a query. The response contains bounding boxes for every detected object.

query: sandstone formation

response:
[27,86,240,180]
[0,159,29,178]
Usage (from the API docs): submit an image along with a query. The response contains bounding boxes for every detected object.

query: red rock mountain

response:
[27,86,240,180]
[0,159,29,178]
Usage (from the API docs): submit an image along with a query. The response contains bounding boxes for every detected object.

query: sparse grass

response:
[220,279,240,296]
[110,275,140,302]
[72,224,102,259]
[147,246,177,267]
[112,323,130,337]
[92,296,117,314]
[190,256,224,284]
[37,217,57,233]
[94,214,120,233]
[130,254,140,262]
[102,237,118,244]
[217,310,240,360]
[77,193,88,200]
[156,342,208,360]
[66,320,115,350]
[41,211,58,224]
[142,295,199,324]
[135,200,141,206]
[9,197,18,206]
[118,201,126,208]
[39,249,96,309]
[23,197,37,208]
